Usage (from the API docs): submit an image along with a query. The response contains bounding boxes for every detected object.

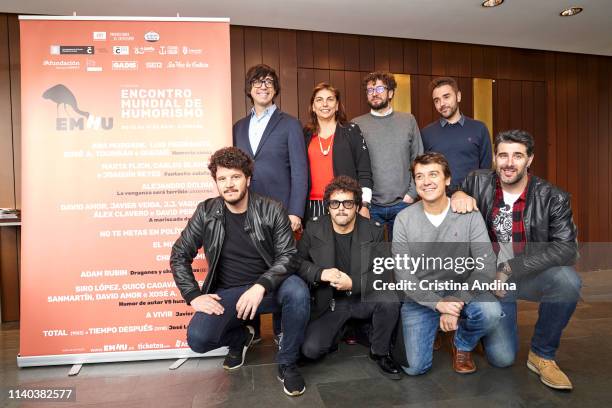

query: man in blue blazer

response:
[233,64,308,342]
[233,64,308,233]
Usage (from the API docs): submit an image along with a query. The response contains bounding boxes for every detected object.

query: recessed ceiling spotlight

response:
[481,0,504,7]
[560,7,583,16]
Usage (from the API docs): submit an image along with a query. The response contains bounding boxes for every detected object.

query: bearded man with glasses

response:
[352,71,423,240]
[296,175,402,379]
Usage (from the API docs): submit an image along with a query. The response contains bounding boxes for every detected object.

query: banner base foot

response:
[169,358,188,370]
[68,364,82,376]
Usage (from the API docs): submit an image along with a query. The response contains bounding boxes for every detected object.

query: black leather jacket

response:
[297,214,393,320]
[461,170,578,279]
[170,192,298,304]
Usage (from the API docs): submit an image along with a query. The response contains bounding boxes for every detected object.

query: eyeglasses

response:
[251,78,274,88]
[327,199,356,209]
[366,85,388,95]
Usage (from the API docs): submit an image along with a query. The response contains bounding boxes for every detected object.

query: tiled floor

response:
[2,301,612,407]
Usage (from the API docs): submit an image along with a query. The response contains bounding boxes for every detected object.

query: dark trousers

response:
[186,275,310,365]
[301,297,400,359]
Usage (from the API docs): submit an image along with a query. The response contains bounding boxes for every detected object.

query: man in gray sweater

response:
[393,153,504,375]
[353,71,423,240]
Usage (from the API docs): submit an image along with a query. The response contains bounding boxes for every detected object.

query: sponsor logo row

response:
[42,60,208,72]
[93,31,158,42]
[49,45,202,56]
[109,61,208,71]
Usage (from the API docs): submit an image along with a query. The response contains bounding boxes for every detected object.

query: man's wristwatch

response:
[362,201,371,210]
[497,261,513,278]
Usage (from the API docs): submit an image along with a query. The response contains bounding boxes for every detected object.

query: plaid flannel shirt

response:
[489,175,528,256]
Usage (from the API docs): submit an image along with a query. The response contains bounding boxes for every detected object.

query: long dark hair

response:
[304,82,348,134]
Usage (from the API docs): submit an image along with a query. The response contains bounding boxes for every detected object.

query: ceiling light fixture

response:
[481,0,504,7]
[560,7,583,16]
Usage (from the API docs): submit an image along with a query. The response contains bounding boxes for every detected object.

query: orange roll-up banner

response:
[18,16,231,366]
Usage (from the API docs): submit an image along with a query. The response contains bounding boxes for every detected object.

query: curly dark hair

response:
[304,82,348,134]
[411,152,452,180]
[208,147,254,180]
[362,71,397,92]
[244,64,280,103]
[495,129,535,156]
[323,175,362,208]
[429,76,459,94]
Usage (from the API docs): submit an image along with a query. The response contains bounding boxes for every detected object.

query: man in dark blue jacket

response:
[233,64,308,342]
[421,77,492,192]
[233,64,308,232]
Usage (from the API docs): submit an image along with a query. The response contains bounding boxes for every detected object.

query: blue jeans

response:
[370,201,409,241]
[401,294,502,375]
[186,275,310,365]
[483,266,581,364]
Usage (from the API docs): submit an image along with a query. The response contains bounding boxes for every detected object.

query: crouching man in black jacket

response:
[297,175,402,379]
[452,130,581,390]
[170,147,310,397]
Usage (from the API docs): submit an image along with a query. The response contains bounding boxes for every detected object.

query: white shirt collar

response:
[370,107,393,117]
[251,104,277,120]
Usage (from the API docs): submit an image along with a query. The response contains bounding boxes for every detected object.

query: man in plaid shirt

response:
[451,129,581,391]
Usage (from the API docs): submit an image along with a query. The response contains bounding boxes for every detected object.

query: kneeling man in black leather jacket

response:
[170,147,310,397]
[452,130,581,391]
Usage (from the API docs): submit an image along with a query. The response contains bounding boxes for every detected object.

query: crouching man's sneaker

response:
[223,325,255,370]
[527,350,573,390]
[277,363,306,396]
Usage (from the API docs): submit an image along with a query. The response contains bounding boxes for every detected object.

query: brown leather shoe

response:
[451,334,476,374]
[527,350,573,390]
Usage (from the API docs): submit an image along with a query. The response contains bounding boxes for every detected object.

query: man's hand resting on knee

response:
[236,284,266,320]
[191,294,225,315]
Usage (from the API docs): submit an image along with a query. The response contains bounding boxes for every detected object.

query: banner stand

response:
[17,347,227,369]
[18,16,233,367]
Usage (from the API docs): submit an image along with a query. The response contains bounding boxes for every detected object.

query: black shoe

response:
[369,351,402,380]
[223,325,255,370]
[277,364,306,396]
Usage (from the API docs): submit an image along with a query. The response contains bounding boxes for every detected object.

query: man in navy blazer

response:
[233,64,308,343]
[233,64,308,233]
